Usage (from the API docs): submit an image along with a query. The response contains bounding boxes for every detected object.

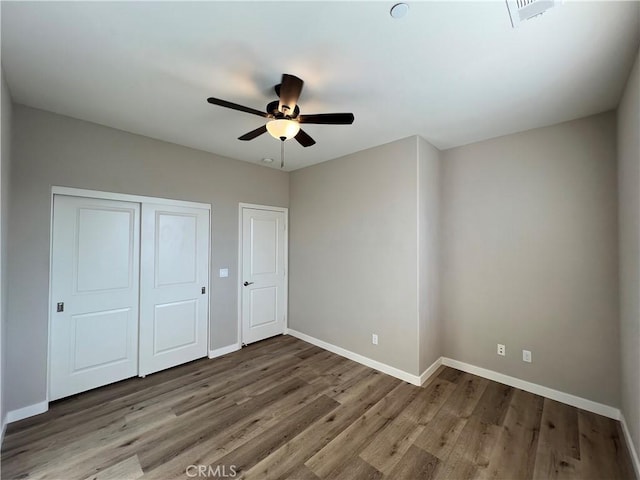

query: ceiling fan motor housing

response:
[267,100,299,120]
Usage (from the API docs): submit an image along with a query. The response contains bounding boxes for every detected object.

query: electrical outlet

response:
[497,344,506,356]
[372,334,378,345]
[523,350,532,363]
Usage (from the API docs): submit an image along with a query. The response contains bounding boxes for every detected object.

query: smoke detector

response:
[506,0,562,28]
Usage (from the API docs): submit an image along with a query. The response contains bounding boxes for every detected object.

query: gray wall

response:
[441,112,620,407]
[3,100,630,420]
[617,48,640,461]
[289,137,420,375]
[418,137,442,373]
[1,69,12,429]
[6,105,288,411]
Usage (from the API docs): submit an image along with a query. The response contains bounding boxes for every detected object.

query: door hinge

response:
[201,287,206,294]
[57,302,64,312]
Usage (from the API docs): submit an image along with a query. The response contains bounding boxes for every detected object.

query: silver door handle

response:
[243,281,254,286]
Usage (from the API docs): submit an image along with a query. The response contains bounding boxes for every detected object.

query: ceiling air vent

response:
[506,0,561,28]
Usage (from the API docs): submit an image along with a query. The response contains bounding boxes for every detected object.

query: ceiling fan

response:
[206,74,355,148]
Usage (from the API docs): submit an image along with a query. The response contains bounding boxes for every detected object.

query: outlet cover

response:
[497,344,506,356]
[523,350,532,363]
[372,334,378,345]
[219,268,229,278]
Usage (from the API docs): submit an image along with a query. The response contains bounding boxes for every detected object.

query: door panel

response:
[156,213,197,286]
[251,218,277,274]
[250,287,277,327]
[153,300,198,353]
[241,207,286,344]
[50,195,140,401]
[72,309,131,371]
[75,208,134,292]
[139,204,209,375]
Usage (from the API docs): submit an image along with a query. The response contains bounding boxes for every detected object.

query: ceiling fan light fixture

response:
[266,119,300,140]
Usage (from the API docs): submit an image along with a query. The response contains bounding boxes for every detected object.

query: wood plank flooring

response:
[2,335,636,480]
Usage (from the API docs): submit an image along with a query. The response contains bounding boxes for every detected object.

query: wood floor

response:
[2,335,635,480]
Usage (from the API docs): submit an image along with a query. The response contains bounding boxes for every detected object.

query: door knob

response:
[243,281,254,286]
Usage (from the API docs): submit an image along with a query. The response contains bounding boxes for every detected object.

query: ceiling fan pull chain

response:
[281,138,285,169]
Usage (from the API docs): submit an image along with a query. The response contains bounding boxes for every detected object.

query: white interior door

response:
[139,204,210,376]
[241,206,287,344]
[50,195,140,401]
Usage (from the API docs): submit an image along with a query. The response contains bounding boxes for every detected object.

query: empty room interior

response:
[0,1,639,479]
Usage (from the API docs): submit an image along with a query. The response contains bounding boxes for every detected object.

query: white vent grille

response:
[506,0,561,28]
[516,0,537,8]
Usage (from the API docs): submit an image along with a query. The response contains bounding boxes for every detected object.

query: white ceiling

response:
[2,1,639,171]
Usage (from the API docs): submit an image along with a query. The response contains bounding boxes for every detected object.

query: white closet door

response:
[139,204,210,376]
[50,195,140,401]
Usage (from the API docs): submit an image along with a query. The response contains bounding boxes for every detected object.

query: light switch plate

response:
[219,268,229,278]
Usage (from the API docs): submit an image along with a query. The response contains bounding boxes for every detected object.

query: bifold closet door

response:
[139,204,210,376]
[50,195,140,401]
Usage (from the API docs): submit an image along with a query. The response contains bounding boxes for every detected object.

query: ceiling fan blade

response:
[207,97,268,117]
[278,74,304,115]
[298,113,355,125]
[295,129,316,147]
[238,125,267,141]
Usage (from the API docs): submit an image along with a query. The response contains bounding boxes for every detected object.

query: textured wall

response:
[418,137,442,373]
[289,137,420,374]
[441,112,620,407]
[6,105,288,411]
[617,48,640,463]
[1,69,13,429]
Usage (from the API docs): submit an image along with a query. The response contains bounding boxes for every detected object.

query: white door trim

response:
[47,186,213,407]
[52,186,211,210]
[237,203,288,346]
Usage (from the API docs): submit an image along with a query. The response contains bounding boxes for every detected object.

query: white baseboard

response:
[6,400,48,423]
[286,329,423,386]
[441,357,621,420]
[419,357,443,385]
[621,413,640,479]
[208,343,241,359]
